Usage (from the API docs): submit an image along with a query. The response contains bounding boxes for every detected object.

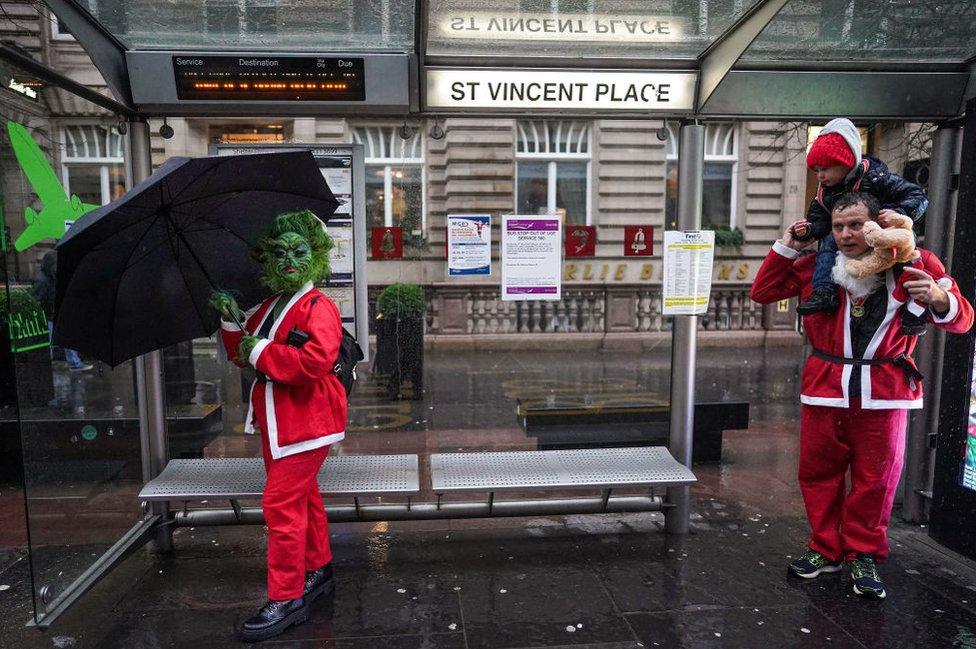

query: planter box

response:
[373,317,424,399]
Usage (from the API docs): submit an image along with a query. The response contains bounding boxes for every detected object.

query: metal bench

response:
[139,455,420,525]
[428,446,696,519]
[138,447,695,526]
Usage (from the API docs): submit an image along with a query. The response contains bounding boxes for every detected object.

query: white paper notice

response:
[448,214,491,276]
[663,230,715,315]
[501,215,562,301]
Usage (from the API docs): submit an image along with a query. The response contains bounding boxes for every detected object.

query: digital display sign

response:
[173,56,365,101]
[964,353,976,492]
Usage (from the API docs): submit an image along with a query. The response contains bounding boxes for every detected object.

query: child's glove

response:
[790,221,815,242]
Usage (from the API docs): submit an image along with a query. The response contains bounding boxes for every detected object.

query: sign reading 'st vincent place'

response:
[425,69,695,112]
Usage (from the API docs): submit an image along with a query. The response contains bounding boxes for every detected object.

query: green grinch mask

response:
[254,210,334,293]
[209,209,334,364]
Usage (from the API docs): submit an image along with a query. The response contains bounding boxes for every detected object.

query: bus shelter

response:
[2,0,975,628]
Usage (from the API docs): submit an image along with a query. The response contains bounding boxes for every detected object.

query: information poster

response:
[448,214,491,276]
[501,214,561,301]
[662,230,715,315]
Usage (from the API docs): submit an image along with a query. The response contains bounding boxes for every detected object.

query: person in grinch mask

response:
[210,209,346,643]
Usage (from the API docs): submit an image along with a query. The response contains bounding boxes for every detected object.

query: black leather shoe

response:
[900,310,928,336]
[240,598,309,643]
[797,288,840,315]
[304,563,335,603]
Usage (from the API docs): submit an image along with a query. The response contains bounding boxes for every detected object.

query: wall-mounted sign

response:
[565,225,595,258]
[7,77,39,102]
[662,230,715,315]
[426,69,695,112]
[501,215,562,301]
[623,226,653,256]
[448,214,491,276]
[371,226,403,260]
[431,12,686,43]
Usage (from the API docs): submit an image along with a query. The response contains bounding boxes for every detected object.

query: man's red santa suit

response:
[751,241,973,563]
[221,281,347,599]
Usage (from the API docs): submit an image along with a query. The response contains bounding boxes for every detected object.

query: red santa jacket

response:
[751,242,973,410]
[220,282,347,459]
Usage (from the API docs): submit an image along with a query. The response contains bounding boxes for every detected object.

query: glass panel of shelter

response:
[426,0,763,59]
[0,108,142,622]
[743,0,976,62]
[75,0,416,51]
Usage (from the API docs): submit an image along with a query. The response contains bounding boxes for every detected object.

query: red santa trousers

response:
[799,400,906,564]
[261,439,333,600]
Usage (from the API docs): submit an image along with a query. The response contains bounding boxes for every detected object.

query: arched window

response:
[665,122,738,229]
[352,125,426,235]
[515,120,591,225]
[61,125,126,206]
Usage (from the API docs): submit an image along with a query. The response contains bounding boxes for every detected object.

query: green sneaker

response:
[788,550,843,579]
[849,553,886,599]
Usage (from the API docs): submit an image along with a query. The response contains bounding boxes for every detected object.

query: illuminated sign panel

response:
[426,69,695,112]
[432,12,686,43]
[6,77,39,102]
[173,56,365,101]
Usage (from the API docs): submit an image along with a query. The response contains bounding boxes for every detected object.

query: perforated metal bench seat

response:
[138,455,420,501]
[429,446,695,493]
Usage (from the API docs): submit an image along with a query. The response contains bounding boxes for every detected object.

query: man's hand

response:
[782,220,817,251]
[238,335,263,365]
[902,267,950,313]
[877,209,902,228]
[209,290,243,323]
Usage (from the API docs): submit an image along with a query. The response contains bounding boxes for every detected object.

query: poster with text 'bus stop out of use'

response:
[662,230,715,315]
[501,215,562,301]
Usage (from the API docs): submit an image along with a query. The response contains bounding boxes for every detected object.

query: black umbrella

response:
[53,150,339,366]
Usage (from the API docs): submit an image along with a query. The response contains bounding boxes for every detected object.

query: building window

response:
[352,125,425,236]
[61,125,126,206]
[49,13,74,40]
[665,122,737,229]
[516,120,591,225]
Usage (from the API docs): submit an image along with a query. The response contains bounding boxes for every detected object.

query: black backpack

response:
[333,328,364,396]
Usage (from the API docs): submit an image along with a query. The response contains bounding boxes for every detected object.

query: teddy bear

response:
[844,212,920,279]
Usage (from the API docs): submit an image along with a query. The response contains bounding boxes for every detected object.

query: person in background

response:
[32,250,92,372]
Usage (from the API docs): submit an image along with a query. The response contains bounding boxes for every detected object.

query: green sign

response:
[4,291,49,353]
[81,425,97,441]
[6,121,98,251]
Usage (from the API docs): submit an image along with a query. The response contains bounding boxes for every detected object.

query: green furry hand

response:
[238,336,262,365]
[209,290,243,323]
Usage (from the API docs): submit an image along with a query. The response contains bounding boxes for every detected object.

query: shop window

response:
[61,125,126,206]
[665,122,737,229]
[516,120,591,226]
[352,125,425,236]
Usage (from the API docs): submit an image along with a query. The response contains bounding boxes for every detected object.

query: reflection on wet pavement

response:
[3,344,976,647]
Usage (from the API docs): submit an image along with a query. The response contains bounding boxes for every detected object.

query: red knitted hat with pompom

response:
[806,132,855,170]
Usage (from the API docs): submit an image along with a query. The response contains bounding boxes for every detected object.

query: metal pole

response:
[665,123,705,535]
[902,124,961,522]
[128,118,172,552]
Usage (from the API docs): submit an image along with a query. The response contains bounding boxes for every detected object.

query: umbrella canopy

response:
[54,150,339,366]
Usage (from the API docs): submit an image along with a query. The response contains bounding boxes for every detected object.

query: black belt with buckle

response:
[812,348,924,390]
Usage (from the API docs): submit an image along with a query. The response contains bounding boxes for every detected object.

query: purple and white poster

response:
[501,215,562,301]
[448,214,491,277]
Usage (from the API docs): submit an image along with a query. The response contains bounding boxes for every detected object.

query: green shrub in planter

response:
[377,283,425,319]
[374,283,425,399]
